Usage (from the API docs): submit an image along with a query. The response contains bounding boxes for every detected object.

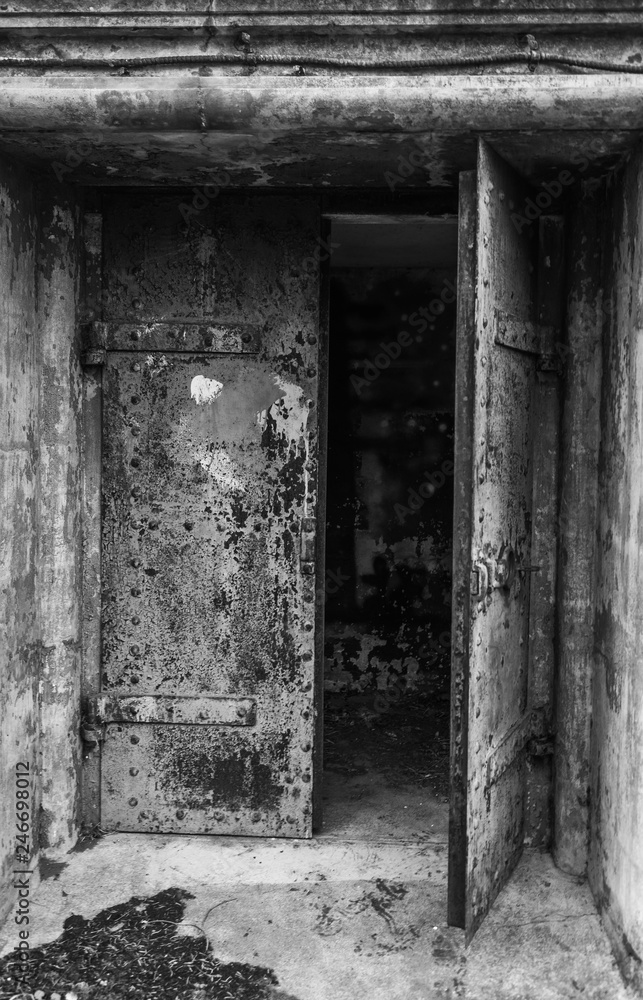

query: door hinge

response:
[300,517,316,575]
[536,353,563,375]
[80,321,106,367]
[527,735,555,757]
[527,708,554,757]
[81,347,107,368]
[81,697,106,750]
[80,718,105,750]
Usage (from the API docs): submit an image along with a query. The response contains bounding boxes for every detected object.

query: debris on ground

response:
[0,888,299,1000]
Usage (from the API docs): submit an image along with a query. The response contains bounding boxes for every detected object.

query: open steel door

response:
[448,141,542,937]
[86,195,323,838]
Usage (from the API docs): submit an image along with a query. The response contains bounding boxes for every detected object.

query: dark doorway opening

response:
[321,217,458,841]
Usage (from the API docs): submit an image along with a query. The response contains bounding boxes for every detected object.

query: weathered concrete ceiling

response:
[0,74,640,186]
[0,127,635,189]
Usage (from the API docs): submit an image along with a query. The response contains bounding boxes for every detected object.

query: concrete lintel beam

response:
[0,75,642,135]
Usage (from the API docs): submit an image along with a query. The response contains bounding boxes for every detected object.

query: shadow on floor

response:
[321,658,450,843]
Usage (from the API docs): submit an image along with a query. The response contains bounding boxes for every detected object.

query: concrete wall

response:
[36,180,83,851]
[553,183,604,875]
[0,154,83,926]
[0,155,41,926]
[589,141,643,992]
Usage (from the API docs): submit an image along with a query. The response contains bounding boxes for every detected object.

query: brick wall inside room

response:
[324,268,456,700]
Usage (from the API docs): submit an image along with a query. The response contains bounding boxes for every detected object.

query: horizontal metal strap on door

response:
[96,695,257,726]
[484,714,531,791]
[87,321,261,354]
[494,310,556,356]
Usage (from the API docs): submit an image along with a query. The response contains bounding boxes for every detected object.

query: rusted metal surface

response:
[89,322,261,354]
[452,140,540,941]
[98,696,257,726]
[99,194,321,837]
[588,143,643,991]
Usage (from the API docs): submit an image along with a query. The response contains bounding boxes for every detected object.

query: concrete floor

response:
[0,758,634,1000]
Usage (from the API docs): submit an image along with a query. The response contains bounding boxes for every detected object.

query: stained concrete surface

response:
[0,775,633,1000]
[0,707,632,998]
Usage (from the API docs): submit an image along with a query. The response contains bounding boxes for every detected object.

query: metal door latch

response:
[471,547,511,597]
[80,722,104,749]
[471,544,541,599]
[471,559,489,598]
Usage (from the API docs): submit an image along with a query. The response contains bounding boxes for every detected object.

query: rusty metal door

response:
[448,141,545,937]
[85,195,323,838]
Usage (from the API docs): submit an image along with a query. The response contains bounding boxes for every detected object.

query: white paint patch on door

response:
[191,375,224,405]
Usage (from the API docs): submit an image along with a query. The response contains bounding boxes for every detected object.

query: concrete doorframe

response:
[1,68,642,984]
